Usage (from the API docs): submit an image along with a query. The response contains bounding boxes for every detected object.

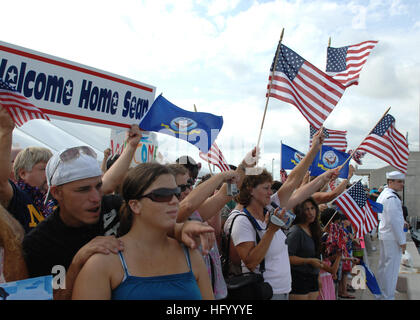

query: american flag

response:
[334,180,378,238]
[199,142,230,172]
[0,79,50,126]
[267,43,346,130]
[347,149,366,165]
[326,40,378,87]
[309,124,347,152]
[357,114,409,173]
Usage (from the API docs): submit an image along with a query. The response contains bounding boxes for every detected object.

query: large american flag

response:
[309,124,347,152]
[267,43,346,130]
[357,114,409,173]
[334,180,378,238]
[199,142,230,172]
[0,79,50,126]
[326,40,378,87]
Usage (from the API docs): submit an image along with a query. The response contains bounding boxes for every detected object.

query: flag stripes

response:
[268,44,345,130]
[199,142,230,172]
[0,83,50,126]
[327,40,378,87]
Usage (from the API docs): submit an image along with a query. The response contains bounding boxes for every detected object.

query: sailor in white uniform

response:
[375,171,406,300]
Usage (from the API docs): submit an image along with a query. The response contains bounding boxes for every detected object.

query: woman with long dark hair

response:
[287,197,324,300]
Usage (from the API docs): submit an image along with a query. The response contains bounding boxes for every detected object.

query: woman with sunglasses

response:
[72,163,214,300]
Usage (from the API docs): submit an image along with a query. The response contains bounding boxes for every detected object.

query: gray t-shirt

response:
[286,225,319,275]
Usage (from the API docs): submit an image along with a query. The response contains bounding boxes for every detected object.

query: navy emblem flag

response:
[334,180,378,238]
[281,143,305,170]
[309,145,349,179]
[326,40,378,87]
[0,79,50,126]
[309,124,347,152]
[357,114,409,173]
[139,94,223,153]
[267,43,346,130]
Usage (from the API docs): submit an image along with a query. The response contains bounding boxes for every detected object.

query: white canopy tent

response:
[12,119,111,161]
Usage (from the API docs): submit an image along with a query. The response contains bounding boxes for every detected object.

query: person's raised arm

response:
[101,125,142,194]
[0,106,15,208]
[312,165,355,205]
[177,170,239,222]
[101,148,111,174]
[276,128,325,206]
[180,148,257,223]
[285,168,340,210]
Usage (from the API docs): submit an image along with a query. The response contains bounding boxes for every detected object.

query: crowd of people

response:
[0,103,409,300]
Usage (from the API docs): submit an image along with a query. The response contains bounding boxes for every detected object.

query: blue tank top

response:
[111,245,202,300]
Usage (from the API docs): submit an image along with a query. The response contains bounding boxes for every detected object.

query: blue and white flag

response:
[309,145,349,178]
[360,261,381,295]
[281,143,305,170]
[139,95,223,153]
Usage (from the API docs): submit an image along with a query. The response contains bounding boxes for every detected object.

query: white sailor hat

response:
[386,171,405,180]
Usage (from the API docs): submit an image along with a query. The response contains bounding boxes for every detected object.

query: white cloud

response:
[2,0,419,179]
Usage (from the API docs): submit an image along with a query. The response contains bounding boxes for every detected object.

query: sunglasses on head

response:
[49,146,97,186]
[60,146,97,162]
[137,187,181,203]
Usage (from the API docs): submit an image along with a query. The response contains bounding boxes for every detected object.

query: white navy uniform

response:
[375,186,406,300]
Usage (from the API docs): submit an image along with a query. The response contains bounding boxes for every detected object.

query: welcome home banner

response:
[0,41,155,129]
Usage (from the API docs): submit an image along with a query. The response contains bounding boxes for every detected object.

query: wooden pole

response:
[339,107,391,170]
[256,28,285,162]
[322,210,338,232]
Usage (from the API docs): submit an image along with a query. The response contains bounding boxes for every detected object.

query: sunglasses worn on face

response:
[178,183,192,192]
[138,187,181,203]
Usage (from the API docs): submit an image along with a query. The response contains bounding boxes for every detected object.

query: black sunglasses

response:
[138,187,181,203]
[178,182,193,192]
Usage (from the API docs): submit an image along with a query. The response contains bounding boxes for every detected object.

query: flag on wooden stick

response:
[267,43,345,129]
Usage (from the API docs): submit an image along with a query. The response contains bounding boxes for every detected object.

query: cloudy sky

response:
[3,0,420,180]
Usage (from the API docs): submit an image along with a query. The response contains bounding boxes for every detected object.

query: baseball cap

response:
[46,146,102,188]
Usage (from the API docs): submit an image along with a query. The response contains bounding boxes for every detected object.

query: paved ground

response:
[339,237,408,300]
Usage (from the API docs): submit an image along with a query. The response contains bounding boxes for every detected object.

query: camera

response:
[268,202,295,229]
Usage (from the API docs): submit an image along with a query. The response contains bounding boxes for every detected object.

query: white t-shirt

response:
[227,193,291,294]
